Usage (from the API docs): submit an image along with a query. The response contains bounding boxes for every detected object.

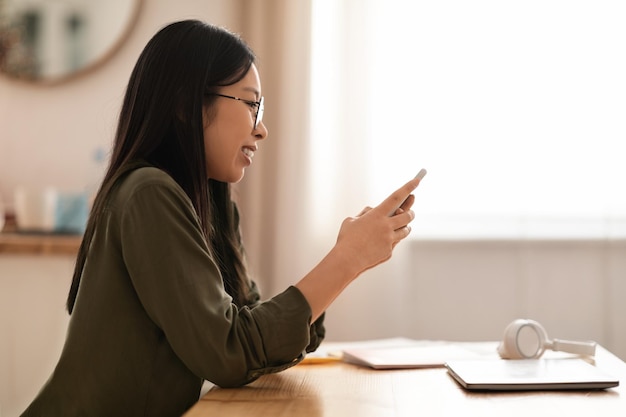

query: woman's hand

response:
[335,177,420,275]
[296,176,423,322]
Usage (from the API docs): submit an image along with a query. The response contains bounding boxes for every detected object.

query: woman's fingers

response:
[389,207,415,232]
[356,206,373,217]
[339,175,424,273]
[390,194,416,217]
[395,225,412,239]
[374,177,420,217]
[399,194,415,212]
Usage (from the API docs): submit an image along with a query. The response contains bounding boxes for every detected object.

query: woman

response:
[21,20,420,416]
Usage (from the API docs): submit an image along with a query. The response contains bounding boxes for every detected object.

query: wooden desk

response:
[184,342,626,417]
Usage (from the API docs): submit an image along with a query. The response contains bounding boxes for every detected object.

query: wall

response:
[0,255,74,417]
[325,239,626,363]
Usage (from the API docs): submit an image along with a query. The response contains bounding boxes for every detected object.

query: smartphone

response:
[415,168,427,181]
[389,168,427,216]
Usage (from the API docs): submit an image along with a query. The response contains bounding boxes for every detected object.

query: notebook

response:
[445,358,619,391]
[342,343,482,369]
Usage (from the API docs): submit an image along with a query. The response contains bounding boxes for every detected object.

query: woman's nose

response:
[255,120,268,140]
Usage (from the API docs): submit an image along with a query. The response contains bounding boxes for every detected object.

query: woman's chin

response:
[207,168,246,184]
[228,169,246,184]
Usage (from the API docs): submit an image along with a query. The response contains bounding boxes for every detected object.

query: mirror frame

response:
[0,0,143,86]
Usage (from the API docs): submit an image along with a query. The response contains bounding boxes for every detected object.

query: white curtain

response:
[235,0,324,297]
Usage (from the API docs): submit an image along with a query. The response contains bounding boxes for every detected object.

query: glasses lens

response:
[255,97,264,128]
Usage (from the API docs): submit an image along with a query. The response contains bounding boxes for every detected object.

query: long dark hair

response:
[67,20,255,313]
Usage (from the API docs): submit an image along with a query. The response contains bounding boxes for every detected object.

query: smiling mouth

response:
[242,147,255,159]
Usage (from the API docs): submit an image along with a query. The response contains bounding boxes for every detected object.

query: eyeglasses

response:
[211,93,264,129]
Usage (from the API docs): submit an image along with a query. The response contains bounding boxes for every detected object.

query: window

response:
[310,0,626,239]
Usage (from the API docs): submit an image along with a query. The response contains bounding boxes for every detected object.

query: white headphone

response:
[497,319,597,359]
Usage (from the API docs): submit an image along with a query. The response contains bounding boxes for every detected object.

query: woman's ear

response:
[201,102,217,128]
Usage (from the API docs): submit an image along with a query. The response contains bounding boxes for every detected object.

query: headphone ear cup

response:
[497,339,512,359]
[498,320,525,359]
[498,319,547,359]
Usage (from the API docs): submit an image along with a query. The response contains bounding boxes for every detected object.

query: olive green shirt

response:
[22,167,324,417]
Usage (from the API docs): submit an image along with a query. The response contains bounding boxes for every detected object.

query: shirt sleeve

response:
[244,250,326,354]
[118,174,315,387]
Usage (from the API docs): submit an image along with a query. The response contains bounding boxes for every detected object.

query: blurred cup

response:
[14,186,58,232]
[54,191,88,234]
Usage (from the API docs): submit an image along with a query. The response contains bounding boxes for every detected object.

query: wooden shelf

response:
[0,233,82,255]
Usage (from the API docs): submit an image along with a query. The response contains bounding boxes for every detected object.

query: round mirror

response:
[0,0,142,85]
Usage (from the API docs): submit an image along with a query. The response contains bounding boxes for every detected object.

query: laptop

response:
[445,358,619,391]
